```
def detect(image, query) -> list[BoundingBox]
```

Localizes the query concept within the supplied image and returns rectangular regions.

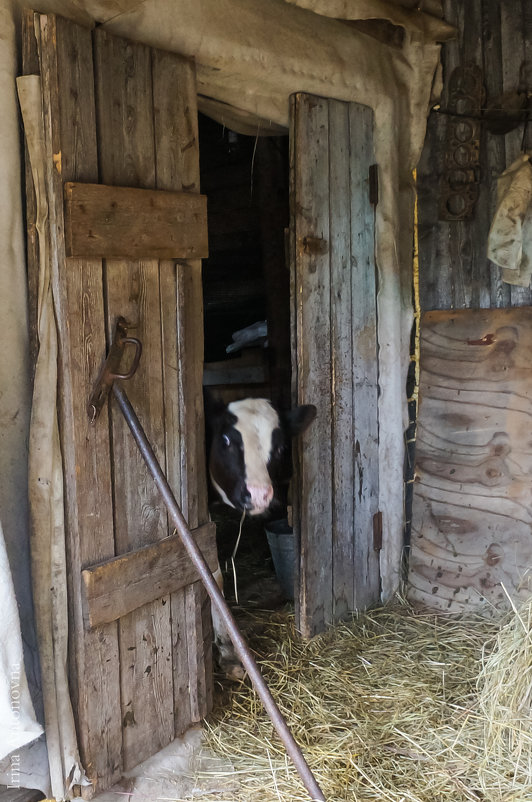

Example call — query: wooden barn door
[290,93,380,637]
[22,12,215,796]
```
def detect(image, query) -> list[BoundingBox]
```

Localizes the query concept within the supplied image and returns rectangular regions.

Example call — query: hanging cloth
[487,153,532,287]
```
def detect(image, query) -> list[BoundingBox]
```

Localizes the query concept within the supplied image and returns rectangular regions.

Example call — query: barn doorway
[199,96,382,638]
[199,115,293,613]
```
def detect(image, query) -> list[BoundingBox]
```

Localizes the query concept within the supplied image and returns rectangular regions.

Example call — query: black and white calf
[205,395,317,517]
[204,393,316,676]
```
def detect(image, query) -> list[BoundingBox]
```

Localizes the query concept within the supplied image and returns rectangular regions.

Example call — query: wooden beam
[203,348,268,386]
[64,181,208,259]
[82,522,217,629]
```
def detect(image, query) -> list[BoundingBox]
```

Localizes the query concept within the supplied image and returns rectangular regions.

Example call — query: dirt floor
[211,503,288,610]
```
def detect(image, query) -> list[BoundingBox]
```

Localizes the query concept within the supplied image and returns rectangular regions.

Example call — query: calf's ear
[284,404,317,436]
[203,387,226,428]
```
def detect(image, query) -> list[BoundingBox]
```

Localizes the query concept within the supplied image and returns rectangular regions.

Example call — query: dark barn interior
[199,115,292,409]
[199,116,294,610]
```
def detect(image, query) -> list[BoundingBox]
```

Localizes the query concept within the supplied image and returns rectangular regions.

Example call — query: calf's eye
[222,434,231,447]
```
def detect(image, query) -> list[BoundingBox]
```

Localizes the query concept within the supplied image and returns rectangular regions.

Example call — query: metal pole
[112,382,326,802]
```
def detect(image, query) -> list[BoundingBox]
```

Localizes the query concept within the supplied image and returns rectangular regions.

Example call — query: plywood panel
[408,308,532,612]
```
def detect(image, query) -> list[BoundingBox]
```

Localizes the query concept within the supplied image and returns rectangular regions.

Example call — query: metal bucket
[265,518,295,600]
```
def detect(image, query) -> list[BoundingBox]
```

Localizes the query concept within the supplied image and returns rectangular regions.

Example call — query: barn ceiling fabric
[1,0,447,796]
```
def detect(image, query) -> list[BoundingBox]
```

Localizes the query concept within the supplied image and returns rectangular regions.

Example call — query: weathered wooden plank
[289,98,301,603]
[93,27,174,770]
[349,103,380,610]
[481,0,510,309]
[524,0,532,153]
[22,10,40,378]
[419,0,532,314]
[36,14,122,795]
[203,349,268,386]
[292,93,333,638]
[328,99,354,619]
[82,522,217,628]
[408,308,532,613]
[290,93,379,635]
[64,182,208,259]
[175,260,211,712]
[152,48,213,726]
[457,0,490,310]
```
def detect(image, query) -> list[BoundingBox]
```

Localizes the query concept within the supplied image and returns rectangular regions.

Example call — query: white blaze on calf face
[228,398,279,515]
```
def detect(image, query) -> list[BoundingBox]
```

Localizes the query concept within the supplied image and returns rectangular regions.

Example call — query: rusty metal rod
[111,381,326,802]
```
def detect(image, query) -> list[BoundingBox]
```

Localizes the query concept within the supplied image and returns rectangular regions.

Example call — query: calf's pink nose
[247,484,274,512]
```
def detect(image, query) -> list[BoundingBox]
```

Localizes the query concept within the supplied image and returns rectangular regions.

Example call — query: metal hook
[87,317,143,422]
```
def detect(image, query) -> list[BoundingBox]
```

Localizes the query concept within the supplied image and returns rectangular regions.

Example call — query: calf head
[205,394,316,517]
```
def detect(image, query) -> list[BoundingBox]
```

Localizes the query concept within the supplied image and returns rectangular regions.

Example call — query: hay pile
[197,598,532,802]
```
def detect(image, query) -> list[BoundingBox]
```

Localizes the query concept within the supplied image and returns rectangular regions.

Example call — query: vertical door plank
[291,93,380,637]
[152,48,213,729]
[93,28,174,769]
[289,100,301,596]
[349,103,380,609]
[176,257,212,721]
[94,30,155,190]
[481,0,509,309]
[328,99,354,619]
[292,94,333,637]
[36,14,122,794]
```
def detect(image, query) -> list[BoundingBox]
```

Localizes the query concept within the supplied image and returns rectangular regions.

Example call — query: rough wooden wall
[418,0,532,311]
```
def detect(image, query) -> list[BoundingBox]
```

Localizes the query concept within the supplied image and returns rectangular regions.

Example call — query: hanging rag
[487,153,532,287]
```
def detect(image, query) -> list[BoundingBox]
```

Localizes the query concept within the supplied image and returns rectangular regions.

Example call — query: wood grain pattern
[408,308,532,612]
[329,100,354,619]
[82,522,217,628]
[93,27,174,769]
[292,93,333,637]
[152,47,213,729]
[35,14,123,796]
[349,104,380,611]
[64,182,208,259]
[22,10,40,379]
[290,93,380,637]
